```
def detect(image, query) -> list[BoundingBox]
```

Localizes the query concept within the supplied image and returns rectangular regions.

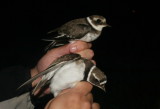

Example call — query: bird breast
[80,32,100,42]
[50,59,85,96]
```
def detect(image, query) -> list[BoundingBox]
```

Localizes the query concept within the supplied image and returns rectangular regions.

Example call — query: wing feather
[17,53,81,94]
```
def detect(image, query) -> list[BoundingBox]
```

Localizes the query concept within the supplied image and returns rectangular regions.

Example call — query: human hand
[30,41,94,94]
[44,82,100,109]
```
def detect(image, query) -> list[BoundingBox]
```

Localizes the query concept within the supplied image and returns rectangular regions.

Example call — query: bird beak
[106,24,111,27]
[103,23,111,27]
[107,24,111,27]
[100,85,106,92]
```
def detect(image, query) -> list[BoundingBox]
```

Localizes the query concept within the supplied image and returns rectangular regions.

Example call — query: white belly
[80,33,100,42]
[50,60,85,97]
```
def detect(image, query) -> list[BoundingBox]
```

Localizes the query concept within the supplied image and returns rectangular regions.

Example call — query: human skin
[45,82,100,109]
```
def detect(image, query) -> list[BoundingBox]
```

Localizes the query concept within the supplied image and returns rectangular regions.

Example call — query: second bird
[43,15,110,51]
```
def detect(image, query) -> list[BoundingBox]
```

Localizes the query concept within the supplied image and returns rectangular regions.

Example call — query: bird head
[87,66,107,92]
[87,15,110,31]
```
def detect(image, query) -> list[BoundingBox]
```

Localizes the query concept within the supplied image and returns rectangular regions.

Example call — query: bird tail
[42,29,70,51]
[42,39,69,51]
[43,39,57,51]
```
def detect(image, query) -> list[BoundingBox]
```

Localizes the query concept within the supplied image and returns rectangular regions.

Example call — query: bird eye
[96,19,102,23]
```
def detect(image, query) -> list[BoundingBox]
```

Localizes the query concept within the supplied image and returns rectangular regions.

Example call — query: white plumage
[50,59,85,96]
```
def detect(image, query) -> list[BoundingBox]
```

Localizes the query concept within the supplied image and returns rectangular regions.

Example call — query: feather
[17,54,81,93]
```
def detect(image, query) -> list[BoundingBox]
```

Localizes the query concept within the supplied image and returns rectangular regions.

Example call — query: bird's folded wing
[17,61,65,90]
[31,54,81,94]
[17,54,81,91]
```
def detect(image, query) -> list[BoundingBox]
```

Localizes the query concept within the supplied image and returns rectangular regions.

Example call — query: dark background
[1,0,160,109]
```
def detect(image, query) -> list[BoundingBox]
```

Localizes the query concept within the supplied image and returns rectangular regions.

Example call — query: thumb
[46,40,92,58]
[58,82,93,97]
[73,82,93,95]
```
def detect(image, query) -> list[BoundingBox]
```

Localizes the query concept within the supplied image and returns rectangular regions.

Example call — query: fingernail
[70,46,77,53]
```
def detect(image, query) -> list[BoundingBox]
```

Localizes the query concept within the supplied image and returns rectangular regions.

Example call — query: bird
[43,15,110,51]
[18,53,107,97]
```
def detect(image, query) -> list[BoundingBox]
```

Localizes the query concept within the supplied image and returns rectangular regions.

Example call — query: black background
[0,0,160,109]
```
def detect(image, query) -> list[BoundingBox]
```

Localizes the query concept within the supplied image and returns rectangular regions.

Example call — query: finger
[92,103,100,109]
[77,49,94,59]
[86,93,93,103]
[44,99,53,109]
[69,41,92,53]
[38,41,92,72]
[43,41,91,66]
[46,44,70,58]
[44,88,51,94]
[40,88,51,97]
[33,88,51,97]
[73,82,93,95]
